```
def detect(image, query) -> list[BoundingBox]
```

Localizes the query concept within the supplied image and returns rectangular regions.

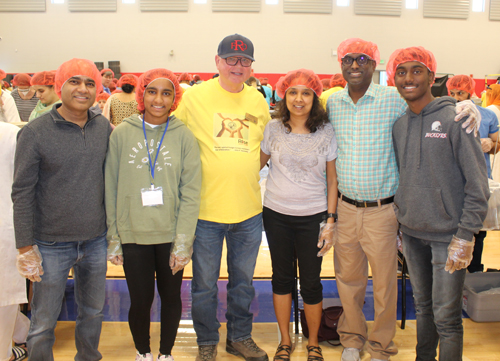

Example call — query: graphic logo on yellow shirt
[213,112,250,152]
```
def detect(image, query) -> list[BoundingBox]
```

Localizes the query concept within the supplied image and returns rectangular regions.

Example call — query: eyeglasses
[225,57,253,67]
[341,55,372,66]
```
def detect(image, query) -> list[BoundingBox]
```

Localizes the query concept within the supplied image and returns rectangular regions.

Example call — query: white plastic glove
[16,245,44,282]
[317,221,337,257]
[481,138,494,153]
[445,235,474,274]
[107,235,123,266]
[454,99,481,136]
[169,235,194,275]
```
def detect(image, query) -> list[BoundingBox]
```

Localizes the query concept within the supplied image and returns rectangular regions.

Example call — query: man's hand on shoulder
[454,100,481,136]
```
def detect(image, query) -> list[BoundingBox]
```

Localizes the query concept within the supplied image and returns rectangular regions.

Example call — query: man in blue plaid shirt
[326,38,480,361]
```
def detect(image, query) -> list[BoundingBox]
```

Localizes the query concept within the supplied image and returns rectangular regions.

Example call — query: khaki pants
[334,198,399,360]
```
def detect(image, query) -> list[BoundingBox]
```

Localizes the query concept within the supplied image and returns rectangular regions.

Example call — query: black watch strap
[324,213,338,221]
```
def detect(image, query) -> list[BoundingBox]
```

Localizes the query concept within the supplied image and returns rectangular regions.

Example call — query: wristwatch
[324,213,338,222]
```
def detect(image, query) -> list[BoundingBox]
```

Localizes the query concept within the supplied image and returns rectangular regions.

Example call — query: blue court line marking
[57,279,423,322]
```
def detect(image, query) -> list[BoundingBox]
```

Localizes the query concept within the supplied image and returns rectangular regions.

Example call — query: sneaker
[135,351,154,361]
[341,348,360,361]
[196,345,217,361]
[157,355,174,361]
[226,338,268,361]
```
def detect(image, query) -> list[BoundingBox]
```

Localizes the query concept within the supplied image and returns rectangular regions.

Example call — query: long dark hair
[274,93,329,133]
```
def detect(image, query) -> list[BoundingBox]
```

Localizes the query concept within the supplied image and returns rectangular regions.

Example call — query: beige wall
[0,0,499,77]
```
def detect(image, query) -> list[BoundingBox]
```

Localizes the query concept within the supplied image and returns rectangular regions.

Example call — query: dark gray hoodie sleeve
[393,130,400,171]
[451,120,490,241]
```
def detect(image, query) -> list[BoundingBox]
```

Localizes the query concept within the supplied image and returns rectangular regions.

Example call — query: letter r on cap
[231,40,247,51]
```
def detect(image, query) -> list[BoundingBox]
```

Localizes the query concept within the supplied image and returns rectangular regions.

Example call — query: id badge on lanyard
[141,185,164,207]
[141,118,169,207]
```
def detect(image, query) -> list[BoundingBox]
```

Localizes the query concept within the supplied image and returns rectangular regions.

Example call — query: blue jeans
[191,213,263,345]
[28,233,107,361]
[402,234,466,361]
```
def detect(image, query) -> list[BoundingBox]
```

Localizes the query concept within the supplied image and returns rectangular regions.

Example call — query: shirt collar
[341,82,378,104]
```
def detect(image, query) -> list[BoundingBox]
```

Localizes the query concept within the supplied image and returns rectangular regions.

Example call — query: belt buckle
[364,201,368,208]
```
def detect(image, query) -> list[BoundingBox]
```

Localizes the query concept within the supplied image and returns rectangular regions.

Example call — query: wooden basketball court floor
[53,319,500,360]
[50,232,500,360]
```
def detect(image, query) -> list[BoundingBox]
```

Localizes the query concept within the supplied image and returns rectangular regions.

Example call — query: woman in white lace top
[260,69,338,361]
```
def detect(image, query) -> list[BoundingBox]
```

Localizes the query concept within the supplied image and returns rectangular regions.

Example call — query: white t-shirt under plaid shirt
[327,82,407,201]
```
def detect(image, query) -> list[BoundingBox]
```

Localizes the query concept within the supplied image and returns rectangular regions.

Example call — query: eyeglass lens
[226,57,252,67]
[342,55,370,66]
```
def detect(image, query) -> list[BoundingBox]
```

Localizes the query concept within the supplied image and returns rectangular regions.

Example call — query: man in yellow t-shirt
[319,73,347,109]
[174,34,270,361]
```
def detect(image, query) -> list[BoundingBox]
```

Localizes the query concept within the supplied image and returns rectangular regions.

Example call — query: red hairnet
[193,75,201,82]
[12,73,32,87]
[0,69,6,80]
[386,46,437,85]
[276,69,323,99]
[135,68,183,114]
[31,71,56,86]
[486,84,500,107]
[2,81,9,88]
[101,68,114,78]
[337,38,380,66]
[330,73,347,88]
[55,58,103,98]
[96,92,110,102]
[178,72,192,83]
[321,79,331,89]
[117,74,138,88]
[446,75,476,97]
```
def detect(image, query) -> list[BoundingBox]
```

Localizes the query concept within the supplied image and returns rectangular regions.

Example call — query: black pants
[263,207,324,305]
[468,231,486,273]
[122,243,184,355]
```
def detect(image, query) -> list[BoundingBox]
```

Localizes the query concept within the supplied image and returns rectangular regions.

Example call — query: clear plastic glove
[169,234,194,275]
[445,235,474,274]
[317,221,337,257]
[397,229,403,253]
[16,245,44,282]
[108,255,123,265]
[454,99,481,136]
[481,138,494,153]
[107,235,123,266]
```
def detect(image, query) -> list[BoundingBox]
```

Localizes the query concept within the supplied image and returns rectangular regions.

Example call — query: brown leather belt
[338,191,394,208]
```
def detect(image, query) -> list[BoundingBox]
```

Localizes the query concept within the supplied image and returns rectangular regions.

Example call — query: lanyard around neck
[142,117,170,186]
